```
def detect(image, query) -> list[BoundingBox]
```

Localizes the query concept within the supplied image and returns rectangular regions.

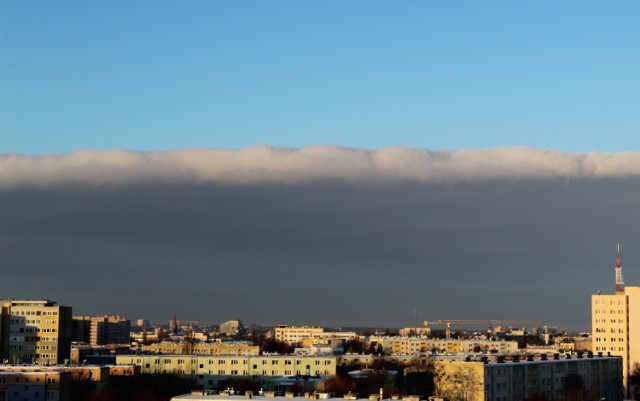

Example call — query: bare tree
[182,327,196,355]
[433,363,482,401]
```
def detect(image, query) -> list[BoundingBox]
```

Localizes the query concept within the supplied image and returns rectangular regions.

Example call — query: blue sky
[1,1,640,155]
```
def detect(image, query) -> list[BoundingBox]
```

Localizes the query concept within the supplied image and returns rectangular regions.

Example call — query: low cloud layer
[1,146,638,330]
[3,146,640,187]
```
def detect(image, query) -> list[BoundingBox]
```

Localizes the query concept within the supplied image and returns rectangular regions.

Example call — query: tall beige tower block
[1,299,72,365]
[592,286,640,393]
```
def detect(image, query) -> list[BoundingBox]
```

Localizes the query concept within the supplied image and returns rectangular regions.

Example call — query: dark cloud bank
[2,147,640,331]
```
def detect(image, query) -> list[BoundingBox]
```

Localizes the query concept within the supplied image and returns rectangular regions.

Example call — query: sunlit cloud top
[2,146,640,187]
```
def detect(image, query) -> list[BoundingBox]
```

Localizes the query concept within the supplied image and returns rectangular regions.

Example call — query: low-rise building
[0,366,72,401]
[379,337,519,355]
[143,342,259,356]
[116,354,337,389]
[433,354,622,401]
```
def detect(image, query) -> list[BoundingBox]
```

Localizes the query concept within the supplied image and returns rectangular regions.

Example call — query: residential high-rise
[90,315,131,345]
[592,245,640,394]
[0,299,72,365]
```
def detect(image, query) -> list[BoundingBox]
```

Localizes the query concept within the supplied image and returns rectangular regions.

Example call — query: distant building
[398,327,431,337]
[0,299,72,365]
[142,342,259,356]
[136,319,150,328]
[219,319,244,337]
[90,315,131,345]
[273,326,324,344]
[171,315,179,335]
[72,316,92,343]
[370,336,519,355]
[273,326,356,345]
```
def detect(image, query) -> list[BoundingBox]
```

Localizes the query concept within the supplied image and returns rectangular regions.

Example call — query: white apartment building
[273,326,324,344]
[273,326,357,345]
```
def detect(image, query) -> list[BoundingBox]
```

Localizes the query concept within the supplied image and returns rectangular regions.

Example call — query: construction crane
[423,319,544,340]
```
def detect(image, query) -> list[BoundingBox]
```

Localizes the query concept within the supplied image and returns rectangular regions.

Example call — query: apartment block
[273,326,325,344]
[434,354,622,401]
[592,286,640,390]
[0,300,72,365]
[0,366,71,401]
[273,326,357,345]
[371,336,519,355]
[142,342,260,356]
[116,354,336,389]
[90,315,131,345]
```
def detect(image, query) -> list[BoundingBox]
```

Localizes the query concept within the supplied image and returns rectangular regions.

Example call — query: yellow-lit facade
[434,356,622,401]
[142,343,260,356]
[116,354,336,377]
[592,286,640,391]
[1,300,72,365]
[385,337,518,355]
[0,368,71,401]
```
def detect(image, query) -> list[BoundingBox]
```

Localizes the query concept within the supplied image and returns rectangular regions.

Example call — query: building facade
[591,247,640,393]
[0,368,71,401]
[90,315,131,345]
[273,326,325,344]
[381,337,519,355]
[219,320,244,337]
[0,300,72,365]
[142,342,260,356]
[116,354,337,390]
[434,355,622,401]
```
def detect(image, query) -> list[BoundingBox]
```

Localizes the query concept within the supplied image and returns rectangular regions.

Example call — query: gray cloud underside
[2,146,639,330]
[2,146,640,187]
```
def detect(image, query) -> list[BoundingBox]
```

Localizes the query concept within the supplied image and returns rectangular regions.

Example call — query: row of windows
[594,299,624,305]
[202,369,331,376]
[593,309,625,314]
[594,319,625,324]
[594,337,625,342]
[158,359,331,366]
[594,346,624,352]
[594,328,625,333]
[10,310,58,316]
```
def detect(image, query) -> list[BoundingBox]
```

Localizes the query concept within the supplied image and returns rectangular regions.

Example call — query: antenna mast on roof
[616,244,625,294]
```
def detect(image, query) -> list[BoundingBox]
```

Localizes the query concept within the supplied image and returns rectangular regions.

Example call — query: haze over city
[2,2,640,332]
